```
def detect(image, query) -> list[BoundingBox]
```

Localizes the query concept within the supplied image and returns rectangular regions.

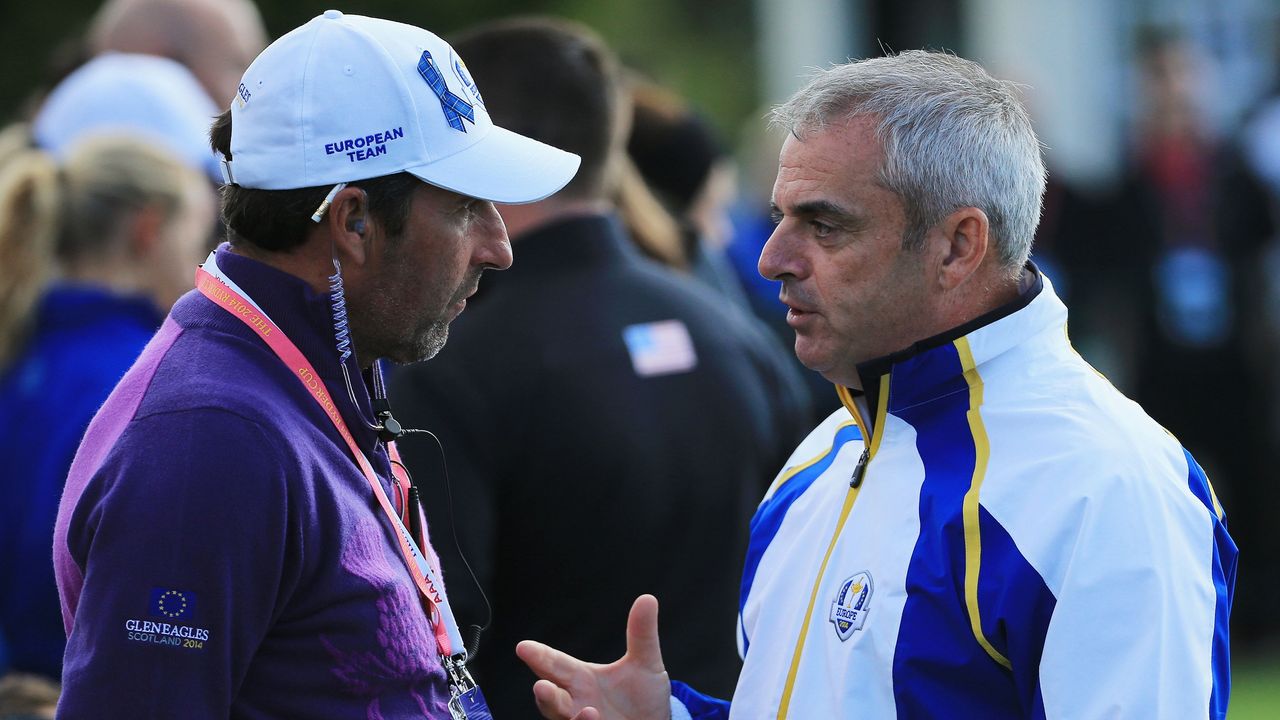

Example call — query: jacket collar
[838,263,1065,442]
[207,244,383,453]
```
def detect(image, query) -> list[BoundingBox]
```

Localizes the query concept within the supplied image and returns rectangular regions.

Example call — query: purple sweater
[53,247,452,718]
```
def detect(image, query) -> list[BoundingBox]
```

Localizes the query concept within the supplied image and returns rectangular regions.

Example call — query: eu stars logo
[149,588,196,621]
[830,571,873,641]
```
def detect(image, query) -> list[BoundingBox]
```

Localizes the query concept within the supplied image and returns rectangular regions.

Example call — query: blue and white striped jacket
[672,272,1236,719]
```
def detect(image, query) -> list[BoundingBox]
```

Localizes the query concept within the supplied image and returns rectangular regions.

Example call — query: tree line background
[4,0,762,141]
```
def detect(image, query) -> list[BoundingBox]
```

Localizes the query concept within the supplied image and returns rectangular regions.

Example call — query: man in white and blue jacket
[517,50,1237,720]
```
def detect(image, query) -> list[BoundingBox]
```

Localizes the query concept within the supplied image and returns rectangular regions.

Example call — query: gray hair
[770,50,1046,272]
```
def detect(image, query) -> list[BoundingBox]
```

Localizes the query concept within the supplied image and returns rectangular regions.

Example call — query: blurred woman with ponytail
[0,127,215,681]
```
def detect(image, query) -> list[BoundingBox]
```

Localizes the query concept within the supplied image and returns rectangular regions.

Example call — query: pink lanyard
[195,265,460,657]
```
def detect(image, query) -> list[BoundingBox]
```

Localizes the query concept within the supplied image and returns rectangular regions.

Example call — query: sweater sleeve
[57,408,293,719]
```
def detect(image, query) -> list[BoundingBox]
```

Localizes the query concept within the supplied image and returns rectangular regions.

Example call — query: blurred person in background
[0,132,215,680]
[11,0,266,126]
[86,0,267,106]
[390,16,811,717]
[613,153,689,272]
[0,44,226,681]
[1240,62,1280,651]
[1025,76,1138,390]
[1029,169,1137,385]
[1112,29,1277,646]
[32,52,222,182]
[626,77,749,311]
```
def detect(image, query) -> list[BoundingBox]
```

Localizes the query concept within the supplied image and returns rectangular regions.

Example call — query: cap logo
[453,58,485,109]
[417,51,475,133]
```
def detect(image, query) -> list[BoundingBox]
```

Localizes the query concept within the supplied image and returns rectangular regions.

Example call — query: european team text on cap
[324,127,406,162]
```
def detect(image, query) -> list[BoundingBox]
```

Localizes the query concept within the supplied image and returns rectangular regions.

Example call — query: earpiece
[352,219,366,235]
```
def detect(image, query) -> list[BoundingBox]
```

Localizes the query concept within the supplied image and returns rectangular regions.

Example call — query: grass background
[1230,652,1280,718]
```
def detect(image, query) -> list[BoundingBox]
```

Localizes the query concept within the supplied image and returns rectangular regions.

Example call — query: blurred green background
[1232,653,1280,719]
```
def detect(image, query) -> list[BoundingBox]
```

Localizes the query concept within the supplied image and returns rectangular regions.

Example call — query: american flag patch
[622,320,698,378]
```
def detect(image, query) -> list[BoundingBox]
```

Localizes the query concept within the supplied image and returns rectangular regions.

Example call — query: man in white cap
[52,10,578,719]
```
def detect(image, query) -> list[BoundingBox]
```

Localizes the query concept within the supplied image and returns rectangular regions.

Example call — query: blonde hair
[0,672,60,717]
[614,156,688,270]
[0,128,197,366]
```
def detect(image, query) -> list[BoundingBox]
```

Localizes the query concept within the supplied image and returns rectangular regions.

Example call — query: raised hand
[516,594,673,720]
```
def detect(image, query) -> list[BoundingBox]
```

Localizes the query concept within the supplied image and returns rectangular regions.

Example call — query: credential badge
[830,571,873,641]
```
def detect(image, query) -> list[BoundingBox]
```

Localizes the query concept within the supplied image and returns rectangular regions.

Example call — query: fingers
[624,594,665,672]
[518,639,590,687]
[532,679,580,720]
[531,679,602,720]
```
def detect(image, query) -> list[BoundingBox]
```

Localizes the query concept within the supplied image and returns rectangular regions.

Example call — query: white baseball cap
[221,9,580,203]
[33,53,221,180]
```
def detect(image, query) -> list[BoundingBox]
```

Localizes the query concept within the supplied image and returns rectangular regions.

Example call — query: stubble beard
[406,321,450,363]
[378,273,479,365]
[348,241,485,364]
[361,302,452,366]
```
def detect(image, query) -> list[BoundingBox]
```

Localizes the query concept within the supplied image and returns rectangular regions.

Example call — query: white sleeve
[670,694,693,720]
[1031,467,1227,718]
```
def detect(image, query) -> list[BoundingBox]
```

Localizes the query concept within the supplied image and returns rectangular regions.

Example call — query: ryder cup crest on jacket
[830,571,873,640]
[220,9,579,202]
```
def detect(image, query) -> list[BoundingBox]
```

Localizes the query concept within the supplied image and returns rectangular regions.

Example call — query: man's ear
[930,206,989,291]
[326,186,372,266]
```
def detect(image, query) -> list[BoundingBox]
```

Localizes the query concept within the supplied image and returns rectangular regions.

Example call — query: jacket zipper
[849,447,870,488]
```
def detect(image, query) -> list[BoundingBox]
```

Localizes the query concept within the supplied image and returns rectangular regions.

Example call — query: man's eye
[768,210,784,225]
[811,220,834,238]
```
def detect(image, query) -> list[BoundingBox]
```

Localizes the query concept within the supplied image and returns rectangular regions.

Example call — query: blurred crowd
[1,0,1278,714]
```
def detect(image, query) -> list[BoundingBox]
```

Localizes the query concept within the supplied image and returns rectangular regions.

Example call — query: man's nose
[759,224,801,281]
[477,203,513,271]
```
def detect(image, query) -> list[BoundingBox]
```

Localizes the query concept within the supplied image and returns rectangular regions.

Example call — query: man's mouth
[780,291,817,318]
[783,301,819,329]
[778,279,822,328]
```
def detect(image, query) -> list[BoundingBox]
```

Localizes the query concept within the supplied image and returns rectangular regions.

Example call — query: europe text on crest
[829,571,873,641]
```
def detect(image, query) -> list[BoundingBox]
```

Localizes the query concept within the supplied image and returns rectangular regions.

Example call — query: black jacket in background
[390,213,811,715]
